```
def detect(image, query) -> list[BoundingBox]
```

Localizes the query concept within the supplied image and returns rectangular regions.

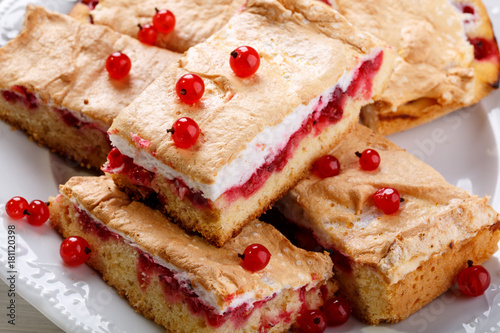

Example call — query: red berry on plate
[312,155,340,179]
[26,200,50,226]
[239,243,271,272]
[6,196,29,219]
[176,73,205,104]
[229,46,260,77]
[356,149,380,171]
[153,9,175,34]
[106,52,132,80]
[373,187,401,214]
[60,236,92,266]
[137,23,158,45]
[168,117,200,149]
[323,296,351,326]
[297,310,327,333]
[457,261,490,297]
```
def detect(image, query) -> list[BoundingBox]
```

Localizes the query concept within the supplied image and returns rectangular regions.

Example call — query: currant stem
[355,151,362,158]
[23,209,30,216]
[155,7,159,13]
[137,23,143,30]
[166,128,175,134]
[238,253,245,260]
[84,247,92,255]
[231,51,238,58]
[400,197,405,203]
[467,260,474,267]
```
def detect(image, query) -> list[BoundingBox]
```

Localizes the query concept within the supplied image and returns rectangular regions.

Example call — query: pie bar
[49,175,337,332]
[80,0,245,53]
[0,5,180,168]
[330,0,500,135]
[274,123,500,324]
[103,0,395,246]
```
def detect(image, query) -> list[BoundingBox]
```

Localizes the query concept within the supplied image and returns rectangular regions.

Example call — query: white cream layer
[67,195,319,314]
[110,50,382,202]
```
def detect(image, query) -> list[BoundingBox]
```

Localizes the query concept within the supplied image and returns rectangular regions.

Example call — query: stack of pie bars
[1,0,500,331]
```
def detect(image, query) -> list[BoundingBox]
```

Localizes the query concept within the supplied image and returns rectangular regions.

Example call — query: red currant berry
[229,46,260,77]
[373,187,401,214]
[137,23,158,45]
[457,261,490,297]
[107,147,124,169]
[356,149,380,171]
[26,200,50,226]
[323,296,351,326]
[87,0,99,10]
[168,117,200,149]
[176,73,205,104]
[5,196,29,219]
[106,52,131,80]
[152,9,175,34]
[312,155,340,179]
[239,244,271,272]
[297,310,327,333]
[60,236,92,266]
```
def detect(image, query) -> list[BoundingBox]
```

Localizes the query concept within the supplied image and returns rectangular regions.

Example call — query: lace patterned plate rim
[0,0,499,332]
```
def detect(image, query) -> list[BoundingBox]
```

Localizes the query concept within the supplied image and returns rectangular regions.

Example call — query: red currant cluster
[298,296,351,332]
[137,9,176,46]
[6,196,49,226]
[168,46,261,149]
[6,196,91,266]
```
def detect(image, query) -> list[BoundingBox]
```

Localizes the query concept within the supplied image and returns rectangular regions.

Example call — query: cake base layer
[49,193,338,332]
[337,222,500,324]
[0,91,109,169]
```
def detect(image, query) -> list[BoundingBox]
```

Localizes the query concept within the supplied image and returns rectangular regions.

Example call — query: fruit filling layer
[1,85,109,134]
[107,51,384,205]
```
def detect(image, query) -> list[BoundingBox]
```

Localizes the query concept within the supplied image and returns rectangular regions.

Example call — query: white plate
[0,1,499,332]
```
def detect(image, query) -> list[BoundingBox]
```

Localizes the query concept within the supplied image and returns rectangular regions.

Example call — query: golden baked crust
[110,0,393,186]
[0,5,180,126]
[332,0,500,135]
[58,175,333,310]
[276,123,500,323]
[91,0,245,53]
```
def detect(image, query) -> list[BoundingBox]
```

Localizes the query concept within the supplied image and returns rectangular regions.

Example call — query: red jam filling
[468,37,500,62]
[75,205,121,241]
[224,52,383,202]
[135,247,276,329]
[105,53,383,207]
[104,148,211,209]
[1,86,38,109]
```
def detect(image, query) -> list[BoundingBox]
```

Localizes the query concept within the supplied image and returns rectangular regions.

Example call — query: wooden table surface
[0,279,65,333]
